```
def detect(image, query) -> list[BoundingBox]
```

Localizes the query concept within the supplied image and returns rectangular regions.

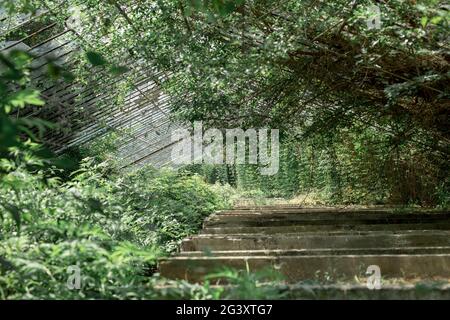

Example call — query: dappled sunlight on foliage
[0,0,448,300]
[0,159,231,299]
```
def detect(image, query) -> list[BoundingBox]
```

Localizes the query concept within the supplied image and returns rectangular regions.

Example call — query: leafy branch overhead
[4,0,448,153]
[0,0,449,301]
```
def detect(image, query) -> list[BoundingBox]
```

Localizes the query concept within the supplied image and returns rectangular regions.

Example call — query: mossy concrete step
[154,282,450,300]
[181,231,450,251]
[178,247,450,257]
[204,212,450,228]
[159,207,450,287]
[209,211,450,220]
[159,254,450,283]
[217,207,446,215]
[231,205,388,210]
[232,205,336,211]
[201,223,450,234]
[281,283,450,299]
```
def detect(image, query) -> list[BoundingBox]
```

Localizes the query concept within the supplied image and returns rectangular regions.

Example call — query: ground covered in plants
[0,151,237,299]
[1,0,449,300]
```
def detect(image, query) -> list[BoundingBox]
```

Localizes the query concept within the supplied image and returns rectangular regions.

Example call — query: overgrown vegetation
[0,152,235,299]
[187,124,449,206]
[2,0,448,205]
[0,0,449,300]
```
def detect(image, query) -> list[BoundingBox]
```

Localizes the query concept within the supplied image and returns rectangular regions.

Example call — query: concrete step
[201,223,450,234]
[178,247,450,257]
[204,212,450,228]
[181,232,450,251]
[281,283,450,299]
[155,282,450,300]
[158,207,450,288]
[209,211,450,221]
[159,254,450,283]
[217,207,447,215]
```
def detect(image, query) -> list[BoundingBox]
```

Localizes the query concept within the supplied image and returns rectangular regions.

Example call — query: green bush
[0,159,229,299]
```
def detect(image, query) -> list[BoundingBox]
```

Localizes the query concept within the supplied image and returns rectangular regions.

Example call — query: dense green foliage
[0,50,55,170]
[0,156,232,299]
[0,0,449,300]
[185,123,449,206]
[191,124,449,206]
[3,0,449,205]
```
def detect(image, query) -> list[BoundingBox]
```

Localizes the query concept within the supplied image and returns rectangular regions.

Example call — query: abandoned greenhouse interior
[0,0,449,301]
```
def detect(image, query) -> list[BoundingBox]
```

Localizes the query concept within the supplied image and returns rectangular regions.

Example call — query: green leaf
[1,203,21,230]
[0,256,14,271]
[87,198,104,213]
[421,16,428,27]
[0,117,19,149]
[86,51,107,66]
[8,89,45,109]
[109,65,129,76]
[430,16,443,25]
[0,159,16,171]
[62,70,76,82]
[47,62,61,78]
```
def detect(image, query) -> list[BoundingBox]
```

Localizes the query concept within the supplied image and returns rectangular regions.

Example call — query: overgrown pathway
[159,206,450,298]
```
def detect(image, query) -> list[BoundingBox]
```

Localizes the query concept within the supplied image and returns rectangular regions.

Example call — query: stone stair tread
[204,215,450,228]
[154,281,450,299]
[159,254,450,282]
[195,229,450,238]
[216,208,447,215]
[158,207,450,285]
[181,231,450,251]
[201,223,450,234]
[177,247,450,257]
